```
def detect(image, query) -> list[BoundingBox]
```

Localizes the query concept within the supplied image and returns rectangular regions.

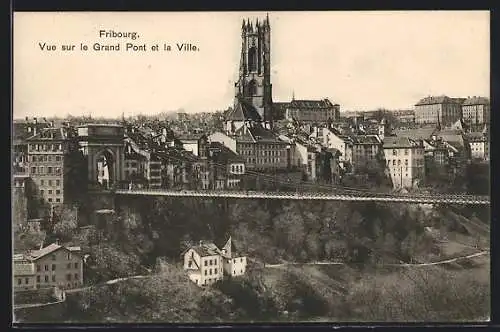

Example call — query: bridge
[114,189,490,205]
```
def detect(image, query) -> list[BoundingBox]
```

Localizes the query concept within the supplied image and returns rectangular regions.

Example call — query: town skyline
[14,11,489,119]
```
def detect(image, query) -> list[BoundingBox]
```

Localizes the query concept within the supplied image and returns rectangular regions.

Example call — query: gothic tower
[234,15,273,128]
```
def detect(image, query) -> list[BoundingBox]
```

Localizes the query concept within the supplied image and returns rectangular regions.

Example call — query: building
[210,122,291,172]
[178,134,208,157]
[226,16,273,133]
[13,118,53,175]
[13,243,83,291]
[383,136,425,189]
[123,137,162,188]
[322,127,352,169]
[392,109,415,124]
[350,135,383,172]
[182,237,247,287]
[414,96,465,126]
[466,132,489,161]
[207,142,246,189]
[26,127,75,205]
[280,98,340,124]
[461,96,490,126]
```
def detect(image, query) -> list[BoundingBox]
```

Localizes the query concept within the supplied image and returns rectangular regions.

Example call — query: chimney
[34,117,38,124]
[25,116,28,122]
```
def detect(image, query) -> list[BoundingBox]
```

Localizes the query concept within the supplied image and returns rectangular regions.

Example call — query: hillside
[14,198,490,322]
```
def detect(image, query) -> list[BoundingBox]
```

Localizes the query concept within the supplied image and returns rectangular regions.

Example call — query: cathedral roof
[226,97,262,122]
[289,99,334,109]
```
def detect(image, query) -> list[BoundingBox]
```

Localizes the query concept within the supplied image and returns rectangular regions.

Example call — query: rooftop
[383,136,422,149]
[462,96,489,106]
[415,95,465,106]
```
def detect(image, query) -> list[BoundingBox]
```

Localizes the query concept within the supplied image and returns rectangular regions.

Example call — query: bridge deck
[114,189,490,205]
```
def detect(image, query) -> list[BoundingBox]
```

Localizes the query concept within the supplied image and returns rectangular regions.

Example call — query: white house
[182,236,247,287]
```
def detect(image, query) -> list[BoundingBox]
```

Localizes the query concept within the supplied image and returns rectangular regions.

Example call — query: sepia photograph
[12,11,490,323]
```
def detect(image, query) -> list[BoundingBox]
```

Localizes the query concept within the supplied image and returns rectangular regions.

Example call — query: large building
[13,118,53,175]
[210,123,291,172]
[414,96,465,126]
[383,136,425,189]
[26,127,75,205]
[461,96,490,126]
[278,98,340,124]
[13,242,84,291]
[226,16,273,133]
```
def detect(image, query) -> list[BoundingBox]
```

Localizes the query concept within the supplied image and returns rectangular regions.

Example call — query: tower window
[248,80,257,96]
[248,46,257,72]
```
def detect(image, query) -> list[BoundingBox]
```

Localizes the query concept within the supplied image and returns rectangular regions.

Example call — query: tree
[52,206,78,242]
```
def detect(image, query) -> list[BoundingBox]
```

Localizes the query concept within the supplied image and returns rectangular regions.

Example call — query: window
[40,180,45,186]
[31,167,36,174]
[56,198,61,203]
[36,276,40,283]
[66,274,72,281]
[45,275,49,282]
[52,264,56,271]
[188,261,192,268]
[52,275,56,282]
[25,278,29,284]
[36,265,40,272]
[74,273,78,280]
[56,180,60,186]
[209,269,212,275]
[209,259,212,265]
[18,279,22,285]
[67,263,71,269]
[44,265,48,271]
[204,270,207,276]
[48,167,53,174]
[67,253,71,260]
[48,190,53,194]
[248,47,257,72]
[214,269,217,275]
[48,198,53,202]
[204,260,208,266]
[241,258,243,263]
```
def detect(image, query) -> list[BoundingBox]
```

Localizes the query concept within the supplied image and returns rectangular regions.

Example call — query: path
[264,251,489,269]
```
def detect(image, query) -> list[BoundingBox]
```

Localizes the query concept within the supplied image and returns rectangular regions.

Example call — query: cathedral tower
[234,15,273,128]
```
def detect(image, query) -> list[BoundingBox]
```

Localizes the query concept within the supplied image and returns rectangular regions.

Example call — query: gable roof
[226,97,262,121]
[383,136,422,149]
[289,99,334,109]
[190,242,221,257]
[27,243,81,261]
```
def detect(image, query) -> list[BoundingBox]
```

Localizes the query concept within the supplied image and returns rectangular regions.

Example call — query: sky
[13,11,489,119]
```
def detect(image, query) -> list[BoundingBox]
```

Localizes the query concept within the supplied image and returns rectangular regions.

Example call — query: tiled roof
[466,132,488,142]
[289,98,334,109]
[394,128,436,140]
[191,242,221,257]
[415,95,465,106]
[209,142,244,163]
[248,125,281,143]
[383,136,421,149]
[226,97,262,121]
[462,96,489,106]
[178,134,206,141]
[351,135,381,145]
[25,127,68,141]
